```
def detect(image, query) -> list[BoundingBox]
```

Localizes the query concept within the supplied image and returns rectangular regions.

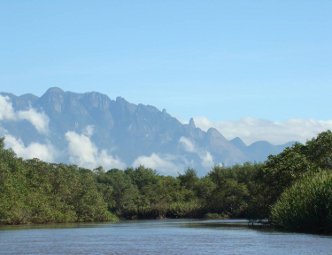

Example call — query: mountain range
[0,87,293,175]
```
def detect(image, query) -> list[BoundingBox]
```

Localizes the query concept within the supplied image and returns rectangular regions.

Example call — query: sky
[1,0,332,144]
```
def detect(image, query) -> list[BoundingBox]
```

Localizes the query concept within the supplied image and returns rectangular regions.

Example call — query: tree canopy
[1,131,332,234]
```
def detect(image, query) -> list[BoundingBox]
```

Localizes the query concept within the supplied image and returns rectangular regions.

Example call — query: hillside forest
[1,131,332,234]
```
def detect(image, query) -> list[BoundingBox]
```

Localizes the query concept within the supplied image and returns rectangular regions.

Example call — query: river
[0,219,331,255]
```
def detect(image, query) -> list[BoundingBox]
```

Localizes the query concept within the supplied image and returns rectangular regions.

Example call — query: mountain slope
[0,87,292,175]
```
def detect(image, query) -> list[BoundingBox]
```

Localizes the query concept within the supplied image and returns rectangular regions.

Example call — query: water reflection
[0,219,331,255]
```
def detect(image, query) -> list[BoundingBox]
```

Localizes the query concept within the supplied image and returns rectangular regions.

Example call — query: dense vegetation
[0,131,332,234]
[271,170,332,233]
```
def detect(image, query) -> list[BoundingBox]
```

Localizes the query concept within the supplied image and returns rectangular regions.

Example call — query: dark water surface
[0,219,331,255]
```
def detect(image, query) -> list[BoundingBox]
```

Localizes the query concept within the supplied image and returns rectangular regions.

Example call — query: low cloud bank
[0,95,49,134]
[65,126,126,170]
[0,96,16,120]
[4,134,55,162]
[194,116,332,145]
[179,136,215,169]
[133,153,180,176]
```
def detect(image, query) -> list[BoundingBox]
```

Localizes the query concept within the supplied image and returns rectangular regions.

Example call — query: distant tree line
[0,131,332,234]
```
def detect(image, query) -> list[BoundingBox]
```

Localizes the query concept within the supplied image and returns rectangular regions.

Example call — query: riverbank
[1,131,332,234]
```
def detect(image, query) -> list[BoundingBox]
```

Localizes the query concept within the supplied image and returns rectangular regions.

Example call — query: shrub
[271,170,332,234]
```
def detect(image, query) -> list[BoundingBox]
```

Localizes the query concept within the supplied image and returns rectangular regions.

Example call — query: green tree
[178,168,199,190]
[101,169,140,217]
[305,130,332,169]
[207,178,249,217]
[258,145,314,217]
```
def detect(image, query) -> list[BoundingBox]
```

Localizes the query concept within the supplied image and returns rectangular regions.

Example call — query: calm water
[0,219,331,255]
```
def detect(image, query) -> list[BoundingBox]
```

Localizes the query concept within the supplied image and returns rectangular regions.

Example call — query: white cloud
[65,131,96,165]
[83,125,95,137]
[179,136,195,152]
[0,95,49,134]
[201,151,214,169]
[194,116,332,145]
[179,136,215,168]
[0,96,16,120]
[4,134,55,162]
[17,108,49,134]
[132,153,179,176]
[65,129,125,170]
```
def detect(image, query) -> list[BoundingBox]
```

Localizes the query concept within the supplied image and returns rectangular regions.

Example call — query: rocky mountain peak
[189,118,196,128]
[45,87,65,95]
[230,137,247,149]
[0,87,292,175]
[40,87,66,113]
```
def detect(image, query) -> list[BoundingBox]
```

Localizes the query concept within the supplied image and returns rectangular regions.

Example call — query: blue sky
[0,0,331,123]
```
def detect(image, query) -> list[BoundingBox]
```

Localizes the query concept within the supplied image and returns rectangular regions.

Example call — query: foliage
[271,170,332,233]
[1,130,332,234]
[0,141,116,224]
[254,145,314,217]
[305,130,332,169]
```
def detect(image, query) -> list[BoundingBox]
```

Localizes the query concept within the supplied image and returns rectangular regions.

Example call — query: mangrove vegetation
[0,131,332,234]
